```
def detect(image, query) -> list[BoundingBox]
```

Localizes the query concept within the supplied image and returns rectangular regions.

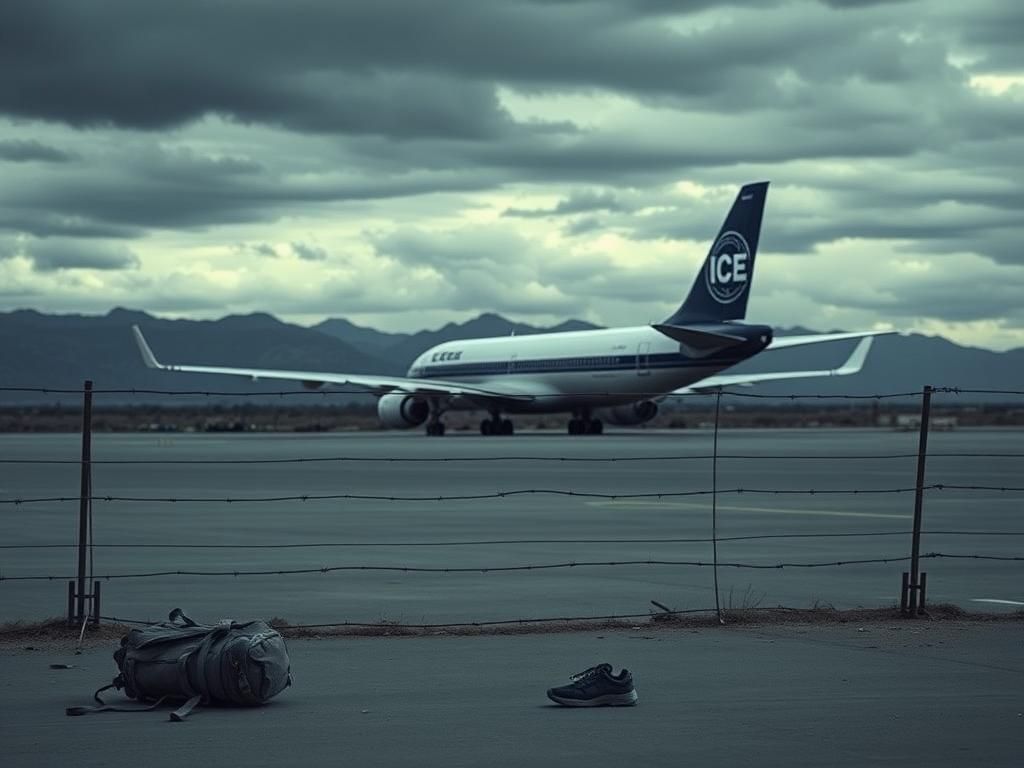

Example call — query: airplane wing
[672,335,877,394]
[767,330,893,351]
[131,325,534,401]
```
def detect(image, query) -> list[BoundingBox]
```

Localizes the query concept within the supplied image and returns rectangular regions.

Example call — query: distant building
[891,414,957,431]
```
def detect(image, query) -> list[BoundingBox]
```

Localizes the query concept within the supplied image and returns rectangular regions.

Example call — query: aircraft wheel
[567,419,582,435]
[500,419,514,435]
[427,422,446,436]
[587,419,604,435]
[480,419,493,436]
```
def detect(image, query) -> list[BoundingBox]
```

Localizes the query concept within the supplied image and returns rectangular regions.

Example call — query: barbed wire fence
[0,382,1021,631]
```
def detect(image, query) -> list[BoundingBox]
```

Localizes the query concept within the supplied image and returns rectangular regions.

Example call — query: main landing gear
[425,397,447,436]
[567,409,603,435]
[480,413,514,436]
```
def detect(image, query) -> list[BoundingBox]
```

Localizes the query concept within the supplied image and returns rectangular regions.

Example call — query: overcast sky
[1,0,1022,349]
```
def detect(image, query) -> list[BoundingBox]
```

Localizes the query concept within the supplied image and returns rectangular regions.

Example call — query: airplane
[132,181,891,436]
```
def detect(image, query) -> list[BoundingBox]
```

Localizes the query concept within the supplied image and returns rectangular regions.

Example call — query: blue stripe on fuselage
[409,352,744,380]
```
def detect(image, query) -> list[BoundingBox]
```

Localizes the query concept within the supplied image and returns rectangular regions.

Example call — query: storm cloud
[0,139,72,163]
[0,0,1021,348]
[20,238,140,272]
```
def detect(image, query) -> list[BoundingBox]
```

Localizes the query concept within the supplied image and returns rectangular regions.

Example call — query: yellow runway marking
[586,499,909,519]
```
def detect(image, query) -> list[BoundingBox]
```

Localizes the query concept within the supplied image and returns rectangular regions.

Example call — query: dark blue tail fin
[664,181,769,324]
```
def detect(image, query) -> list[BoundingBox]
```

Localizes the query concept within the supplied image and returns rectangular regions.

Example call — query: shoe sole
[546,690,638,707]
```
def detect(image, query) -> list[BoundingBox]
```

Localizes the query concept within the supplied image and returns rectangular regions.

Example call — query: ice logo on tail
[705,230,751,304]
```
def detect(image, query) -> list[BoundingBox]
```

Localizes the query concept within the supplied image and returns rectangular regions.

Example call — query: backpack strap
[162,622,234,720]
[168,608,199,627]
[66,684,174,716]
[168,694,204,722]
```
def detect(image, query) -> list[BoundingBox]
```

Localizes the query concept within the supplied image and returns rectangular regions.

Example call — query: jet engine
[377,393,430,429]
[600,400,658,426]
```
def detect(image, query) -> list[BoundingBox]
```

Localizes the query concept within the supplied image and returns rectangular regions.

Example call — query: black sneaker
[546,663,638,707]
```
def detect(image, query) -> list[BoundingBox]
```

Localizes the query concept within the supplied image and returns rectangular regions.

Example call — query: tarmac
[2,621,1022,767]
[2,429,1022,624]
[3,428,1021,765]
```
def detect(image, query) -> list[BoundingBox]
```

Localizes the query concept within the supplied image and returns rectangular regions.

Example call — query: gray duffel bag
[67,608,292,720]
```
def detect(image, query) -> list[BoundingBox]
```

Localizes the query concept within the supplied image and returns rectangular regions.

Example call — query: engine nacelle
[601,400,658,426]
[377,393,430,429]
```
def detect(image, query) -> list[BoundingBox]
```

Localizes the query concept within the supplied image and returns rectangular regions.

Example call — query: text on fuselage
[431,350,463,362]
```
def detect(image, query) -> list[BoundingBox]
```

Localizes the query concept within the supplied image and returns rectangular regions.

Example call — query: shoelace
[569,665,605,683]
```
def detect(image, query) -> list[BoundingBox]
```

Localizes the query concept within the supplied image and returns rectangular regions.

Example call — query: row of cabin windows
[513,356,625,369]
[412,356,637,376]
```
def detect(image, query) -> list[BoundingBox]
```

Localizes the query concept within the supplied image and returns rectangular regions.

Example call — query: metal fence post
[907,385,932,615]
[91,580,101,625]
[75,380,93,625]
[712,391,723,624]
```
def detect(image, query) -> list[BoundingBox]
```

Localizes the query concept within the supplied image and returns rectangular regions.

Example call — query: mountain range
[1,308,1021,405]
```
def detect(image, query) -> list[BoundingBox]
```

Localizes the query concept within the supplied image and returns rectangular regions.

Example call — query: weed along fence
[0,382,1022,632]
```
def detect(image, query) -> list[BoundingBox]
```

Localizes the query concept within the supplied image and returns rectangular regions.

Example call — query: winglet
[834,336,872,376]
[132,325,164,369]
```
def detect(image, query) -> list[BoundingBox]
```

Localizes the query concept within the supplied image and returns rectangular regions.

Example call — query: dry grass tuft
[0,617,130,649]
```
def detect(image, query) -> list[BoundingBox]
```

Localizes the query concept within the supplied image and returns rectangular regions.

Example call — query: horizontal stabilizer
[651,324,748,348]
[652,323,749,358]
[768,330,894,351]
[671,336,877,394]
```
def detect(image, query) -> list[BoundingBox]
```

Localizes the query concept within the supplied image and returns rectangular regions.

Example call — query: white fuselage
[407,325,753,413]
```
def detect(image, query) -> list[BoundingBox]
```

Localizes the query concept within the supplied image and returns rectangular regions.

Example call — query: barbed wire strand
[7,385,1021,399]
[3,451,1023,466]
[4,552,1021,583]
[2,484,1021,507]
[5,530,1024,551]
[0,386,918,398]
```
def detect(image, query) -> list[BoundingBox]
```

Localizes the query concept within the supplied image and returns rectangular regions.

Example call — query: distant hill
[724,330,1024,401]
[312,318,409,355]
[313,313,600,370]
[382,313,601,370]
[0,308,395,404]
[1,309,1021,405]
